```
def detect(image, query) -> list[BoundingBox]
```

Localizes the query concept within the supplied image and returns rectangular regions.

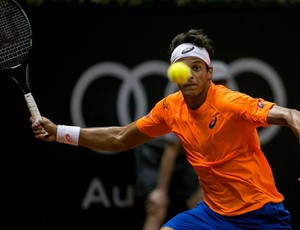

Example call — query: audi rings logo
[70,58,287,155]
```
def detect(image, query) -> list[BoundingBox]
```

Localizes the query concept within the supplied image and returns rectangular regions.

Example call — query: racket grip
[24,92,42,123]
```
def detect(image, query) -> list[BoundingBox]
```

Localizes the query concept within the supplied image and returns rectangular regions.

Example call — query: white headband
[170,43,211,66]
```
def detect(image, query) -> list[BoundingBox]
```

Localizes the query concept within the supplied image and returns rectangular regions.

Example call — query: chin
[182,89,198,97]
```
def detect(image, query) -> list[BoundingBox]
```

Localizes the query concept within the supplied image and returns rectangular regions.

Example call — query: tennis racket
[0,0,43,125]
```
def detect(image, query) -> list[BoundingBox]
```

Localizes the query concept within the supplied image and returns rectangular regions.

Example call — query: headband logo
[181,46,194,54]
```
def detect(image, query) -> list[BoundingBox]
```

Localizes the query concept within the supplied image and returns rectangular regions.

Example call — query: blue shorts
[162,201,292,230]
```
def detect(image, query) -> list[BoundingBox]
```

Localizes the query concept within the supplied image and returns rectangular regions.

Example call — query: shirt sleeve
[214,88,276,129]
[136,98,172,138]
[238,94,275,127]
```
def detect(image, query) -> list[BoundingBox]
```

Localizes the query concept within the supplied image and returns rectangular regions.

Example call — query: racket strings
[0,0,31,69]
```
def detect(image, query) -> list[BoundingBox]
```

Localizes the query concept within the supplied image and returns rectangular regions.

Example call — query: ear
[207,66,213,80]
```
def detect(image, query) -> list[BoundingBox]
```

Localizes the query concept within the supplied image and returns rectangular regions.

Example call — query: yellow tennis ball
[167,62,190,84]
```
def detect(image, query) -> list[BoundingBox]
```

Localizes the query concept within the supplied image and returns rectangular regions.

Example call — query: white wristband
[56,125,80,146]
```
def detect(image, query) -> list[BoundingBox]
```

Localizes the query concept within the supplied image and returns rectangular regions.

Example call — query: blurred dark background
[1,0,300,229]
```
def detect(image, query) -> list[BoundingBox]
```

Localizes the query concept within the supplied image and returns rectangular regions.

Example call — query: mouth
[183,83,196,88]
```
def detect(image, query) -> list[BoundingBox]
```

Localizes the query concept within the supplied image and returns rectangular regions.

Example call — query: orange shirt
[136,82,284,216]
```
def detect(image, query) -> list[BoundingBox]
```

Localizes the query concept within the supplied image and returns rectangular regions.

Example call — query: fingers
[30,116,42,125]
[31,117,48,137]
[32,124,45,135]
[33,127,53,142]
[34,120,40,126]
[30,116,48,131]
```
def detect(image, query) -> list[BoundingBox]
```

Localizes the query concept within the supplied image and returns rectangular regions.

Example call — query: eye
[191,65,201,72]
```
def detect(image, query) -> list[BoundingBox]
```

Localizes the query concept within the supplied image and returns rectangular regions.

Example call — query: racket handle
[24,92,42,123]
[24,93,48,136]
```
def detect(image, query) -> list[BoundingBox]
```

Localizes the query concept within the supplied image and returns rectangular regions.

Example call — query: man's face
[177,57,212,98]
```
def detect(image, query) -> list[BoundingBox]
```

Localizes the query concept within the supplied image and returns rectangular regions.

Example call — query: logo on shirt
[209,116,217,128]
[162,99,168,109]
[258,100,264,109]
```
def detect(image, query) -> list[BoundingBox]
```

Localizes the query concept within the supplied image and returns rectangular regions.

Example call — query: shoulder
[210,84,275,123]
[162,91,184,108]
[208,83,263,118]
[210,84,246,108]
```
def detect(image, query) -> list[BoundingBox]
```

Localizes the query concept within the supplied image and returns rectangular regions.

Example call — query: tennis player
[31,29,296,229]
[136,60,232,230]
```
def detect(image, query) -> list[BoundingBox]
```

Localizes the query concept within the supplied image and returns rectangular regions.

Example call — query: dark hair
[168,29,215,59]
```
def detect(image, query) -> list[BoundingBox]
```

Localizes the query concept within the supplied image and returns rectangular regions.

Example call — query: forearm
[286,109,300,139]
[268,105,300,139]
[79,126,127,151]
[79,122,151,151]
[155,142,180,192]
[33,118,152,152]
[146,142,180,213]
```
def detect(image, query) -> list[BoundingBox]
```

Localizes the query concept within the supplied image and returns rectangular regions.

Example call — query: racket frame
[0,0,42,123]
